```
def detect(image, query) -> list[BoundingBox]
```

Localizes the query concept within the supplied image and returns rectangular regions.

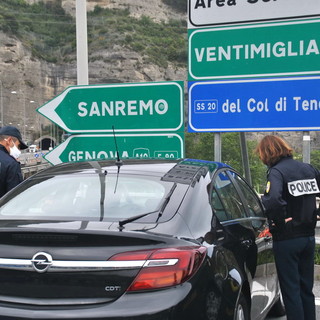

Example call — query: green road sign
[37,81,184,133]
[189,19,320,80]
[45,133,185,165]
[188,0,320,28]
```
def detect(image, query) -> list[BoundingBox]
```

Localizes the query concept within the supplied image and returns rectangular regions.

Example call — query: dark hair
[0,135,9,142]
[256,135,293,167]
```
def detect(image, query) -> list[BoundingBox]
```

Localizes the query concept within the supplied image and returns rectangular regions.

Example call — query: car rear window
[0,174,174,221]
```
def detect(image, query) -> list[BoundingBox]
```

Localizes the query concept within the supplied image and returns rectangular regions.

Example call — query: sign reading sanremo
[37,81,184,133]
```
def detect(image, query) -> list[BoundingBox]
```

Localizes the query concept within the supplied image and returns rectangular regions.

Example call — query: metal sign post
[76,0,89,85]
[303,132,311,164]
[214,133,221,162]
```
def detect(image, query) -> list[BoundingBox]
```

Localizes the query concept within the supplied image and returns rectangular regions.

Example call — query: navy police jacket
[0,145,23,198]
[262,156,320,241]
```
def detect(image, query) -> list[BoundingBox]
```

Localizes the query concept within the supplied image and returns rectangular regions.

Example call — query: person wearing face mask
[0,126,28,197]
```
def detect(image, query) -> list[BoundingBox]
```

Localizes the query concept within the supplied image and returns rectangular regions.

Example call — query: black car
[0,159,285,319]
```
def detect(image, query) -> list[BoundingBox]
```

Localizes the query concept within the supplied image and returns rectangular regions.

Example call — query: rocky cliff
[61,0,185,22]
[1,0,319,151]
[0,0,186,143]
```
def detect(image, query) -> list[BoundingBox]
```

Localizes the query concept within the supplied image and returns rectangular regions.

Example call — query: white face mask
[9,144,21,159]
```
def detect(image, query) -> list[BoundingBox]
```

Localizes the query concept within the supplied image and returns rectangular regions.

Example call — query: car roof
[33,159,229,184]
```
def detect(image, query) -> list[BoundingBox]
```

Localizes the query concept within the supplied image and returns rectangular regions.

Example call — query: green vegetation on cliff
[0,0,76,62]
[0,0,187,67]
[88,7,187,68]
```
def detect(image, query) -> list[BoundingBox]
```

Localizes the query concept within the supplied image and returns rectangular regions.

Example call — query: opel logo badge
[31,252,53,273]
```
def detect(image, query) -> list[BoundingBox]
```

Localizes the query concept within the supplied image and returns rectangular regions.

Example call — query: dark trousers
[273,236,316,320]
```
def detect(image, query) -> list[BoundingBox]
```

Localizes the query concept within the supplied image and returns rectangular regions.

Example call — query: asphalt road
[266,279,320,319]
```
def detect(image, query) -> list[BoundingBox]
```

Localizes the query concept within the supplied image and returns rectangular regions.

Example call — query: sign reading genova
[188,0,320,28]
[44,133,184,165]
[188,19,320,80]
[37,81,184,133]
[188,76,320,132]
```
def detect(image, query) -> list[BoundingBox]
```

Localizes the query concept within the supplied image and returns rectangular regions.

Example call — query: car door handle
[216,229,225,241]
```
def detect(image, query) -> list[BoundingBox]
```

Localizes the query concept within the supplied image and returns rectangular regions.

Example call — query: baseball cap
[0,126,28,150]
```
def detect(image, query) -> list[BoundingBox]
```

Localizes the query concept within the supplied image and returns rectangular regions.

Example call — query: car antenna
[112,126,123,194]
[112,125,123,166]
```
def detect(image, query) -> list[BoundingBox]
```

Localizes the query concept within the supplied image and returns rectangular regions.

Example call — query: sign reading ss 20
[37,82,184,133]
[188,76,320,132]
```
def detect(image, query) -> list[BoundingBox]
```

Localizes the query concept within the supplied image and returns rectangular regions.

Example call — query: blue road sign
[188,77,320,132]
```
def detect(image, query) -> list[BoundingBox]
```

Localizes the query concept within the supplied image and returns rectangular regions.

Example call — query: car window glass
[0,174,174,221]
[232,173,264,218]
[213,171,244,221]
[211,188,229,222]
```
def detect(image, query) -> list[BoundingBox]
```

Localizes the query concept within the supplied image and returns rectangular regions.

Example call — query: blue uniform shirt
[262,156,320,241]
[0,145,23,197]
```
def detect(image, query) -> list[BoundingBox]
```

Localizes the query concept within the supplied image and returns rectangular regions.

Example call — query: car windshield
[0,173,174,221]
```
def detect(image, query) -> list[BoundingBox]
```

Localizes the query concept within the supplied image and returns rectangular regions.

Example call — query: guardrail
[20,151,51,179]
[21,163,51,179]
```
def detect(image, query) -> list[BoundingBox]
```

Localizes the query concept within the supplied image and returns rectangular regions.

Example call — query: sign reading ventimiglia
[188,19,320,80]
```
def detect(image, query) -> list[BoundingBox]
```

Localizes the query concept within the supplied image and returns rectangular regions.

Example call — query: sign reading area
[188,76,320,132]
[188,0,320,28]
[188,19,320,80]
[45,133,184,165]
[37,82,184,133]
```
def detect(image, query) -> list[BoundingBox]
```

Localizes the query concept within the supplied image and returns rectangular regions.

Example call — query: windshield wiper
[118,183,177,231]
[118,210,158,231]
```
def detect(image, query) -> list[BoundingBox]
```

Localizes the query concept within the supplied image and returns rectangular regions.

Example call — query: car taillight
[109,246,207,291]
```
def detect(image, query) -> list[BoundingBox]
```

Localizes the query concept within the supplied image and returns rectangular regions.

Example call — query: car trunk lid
[0,230,166,305]
[0,229,205,307]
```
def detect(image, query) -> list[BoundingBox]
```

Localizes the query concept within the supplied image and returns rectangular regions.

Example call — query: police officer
[0,126,28,197]
[256,135,320,320]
